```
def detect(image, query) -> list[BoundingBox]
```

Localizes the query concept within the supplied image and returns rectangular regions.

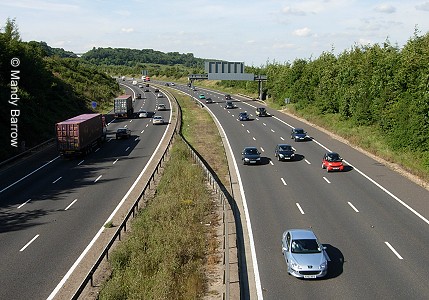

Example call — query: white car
[138,110,148,118]
[157,93,163,98]
[157,104,167,111]
[152,115,164,125]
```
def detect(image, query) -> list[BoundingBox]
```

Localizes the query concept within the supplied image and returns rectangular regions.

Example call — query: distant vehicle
[170,82,175,86]
[144,88,149,92]
[144,76,150,82]
[56,113,106,157]
[138,84,143,88]
[145,83,149,87]
[199,94,206,99]
[132,80,137,85]
[157,93,163,98]
[322,152,344,172]
[274,144,295,161]
[192,87,198,91]
[225,101,235,109]
[281,229,328,279]
[154,88,159,93]
[136,93,142,99]
[116,128,131,139]
[205,97,213,104]
[137,110,148,118]
[114,95,134,118]
[152,115,164,125]
[239,112,250,121]
[121,76,125,81]
[187,83,192,87]
[157,103,167,111]
[256,107,268,117]
[291,128,308,141]
[225,94,232,100]
[241,146,261,165]
[165,83,170,86]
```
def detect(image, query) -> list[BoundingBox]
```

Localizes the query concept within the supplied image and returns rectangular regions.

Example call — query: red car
[322,152,344,172]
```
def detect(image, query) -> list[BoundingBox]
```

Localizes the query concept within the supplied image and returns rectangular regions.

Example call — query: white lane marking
[146,124,149,127]
[134,137,139,141]
[125,146,130,152]
[241,124,244,127]
[348,202,360,212]
[107,138,112,142]
[246,129,250,133]
[95,148,100,152]
[255,117,259,121]
[0,156,60,194]
[305,159,311,164]
[260,147,265,152]
[252,137,256,141]
[124,124,127,128]
[296,203,305,214]
[281,178,287,186]
[94,175,102,183]
[17,198,31,209]
[269,161,274,165]
[113,159,118,165]
[385,242,403,260]
[52,177,62,184]
[47,105,173,300]
[77,160,84,166]
[271,129,275,133]
[20,234,39,252]
[65,199,78,211]
[141,130,145,133]
[129,120,132,122]
[280,137,284,141]
[323,177,331,183]
[262,123,266,126]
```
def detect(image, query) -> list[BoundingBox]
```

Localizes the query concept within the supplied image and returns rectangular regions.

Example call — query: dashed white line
[241,124,244,127]
[94,175,102,183]
[129,120,132,122]
[271,129,275,133]
[262,123,266,126]
[348,202,360,212]
[141,130,145,133]
[52,177,62,184]
[95,148,100,152]
[113,159,118,164]
[77,160,84,166]
[385,242,403,259]
[296,203,305,214]
[17,198,31,209]
[20,234,39,252]
[124,124,127,128]
[269,161,274,165]
[247,129,250,133]
[107,138,112,142]
[252,137,256,141]
[134,137,139,141]
[323,177,331,183]
[260,147,265,152]
[146,124,149,127]
[281,178,287,186]
[125,146,130,152]
[65,199,78,211]
[304,159,311,165]
[280,137,284,141]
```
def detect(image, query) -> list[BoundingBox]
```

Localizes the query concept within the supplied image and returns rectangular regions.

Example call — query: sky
[1,0,429,66]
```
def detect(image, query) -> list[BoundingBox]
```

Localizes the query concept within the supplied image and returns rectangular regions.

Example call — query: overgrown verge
[98,140,217,299]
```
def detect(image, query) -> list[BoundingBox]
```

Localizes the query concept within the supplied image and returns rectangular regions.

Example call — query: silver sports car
[281,229,329,278]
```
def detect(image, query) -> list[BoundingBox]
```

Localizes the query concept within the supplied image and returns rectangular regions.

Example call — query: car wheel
[277,155,280,161]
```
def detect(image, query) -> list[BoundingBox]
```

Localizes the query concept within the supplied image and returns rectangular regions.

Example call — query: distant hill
[81,47,206,68]
[28,41,78,58]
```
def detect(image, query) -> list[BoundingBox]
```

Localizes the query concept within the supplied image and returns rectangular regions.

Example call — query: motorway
[0,81,172,299]
[168,83,429,299]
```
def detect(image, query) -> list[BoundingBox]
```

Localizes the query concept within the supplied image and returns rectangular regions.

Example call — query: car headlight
[244,158,249,161]
[290,261,301,270]
[320,262,327,269]
[279,154,284,158]
[256,157,261,160]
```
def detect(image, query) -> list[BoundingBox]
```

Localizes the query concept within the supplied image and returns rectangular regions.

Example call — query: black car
[256,107,268,117]
[225,94,232,100]
[205,97,213,104]
[241,147,261,165]
[116,128,131,139]
[291,128,308,141]
[239,112,250,121]
[225,101,235,109]
[275,144,295,161]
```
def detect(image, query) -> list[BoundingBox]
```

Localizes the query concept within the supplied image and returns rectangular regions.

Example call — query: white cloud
[293,27,312,37]
[374,4,396,13]
[121,28,134,33]
[282,6,307,16]
[415,2,429,11]
[1,0,79,12]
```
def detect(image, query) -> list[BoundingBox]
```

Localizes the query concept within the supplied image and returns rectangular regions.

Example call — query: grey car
[241,147,261,165]
[291,128,308,141]
[275,144,295,161]
[281,229,328,279]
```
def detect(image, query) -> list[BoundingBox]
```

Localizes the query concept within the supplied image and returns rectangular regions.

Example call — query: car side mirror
[282,246,288,252]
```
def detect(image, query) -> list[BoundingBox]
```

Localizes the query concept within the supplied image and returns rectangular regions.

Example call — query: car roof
[277,144,292,147]
[287,229,317,240]
[243,146,258,150]
[293,128,304,131]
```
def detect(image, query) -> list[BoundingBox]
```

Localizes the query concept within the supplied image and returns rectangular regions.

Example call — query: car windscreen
[328,154,341,161]
[245,148,258,155]
[295,129,305,134]
[279,145,292,151]
[291,239,321,254]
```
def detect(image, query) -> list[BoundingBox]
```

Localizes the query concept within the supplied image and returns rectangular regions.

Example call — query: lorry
[114,94,134,118]
[56,113,107,157]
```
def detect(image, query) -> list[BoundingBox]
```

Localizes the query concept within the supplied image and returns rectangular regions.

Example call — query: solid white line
[47,106,173,300]
[323,177,331,183]
[348,202,360,212]
[94,175,102,183]
[281,178,287,186]
[125,146,130,152]
[20,234,39,252]
[65,199,78,211]
[296,203,305,214]
[52,176,62,184]
[305,159,311,164]
[17,198,31,209]
[113,159,118,164]
[77,160,84,166]
[0,156,60,193]
[385,242,403,259]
